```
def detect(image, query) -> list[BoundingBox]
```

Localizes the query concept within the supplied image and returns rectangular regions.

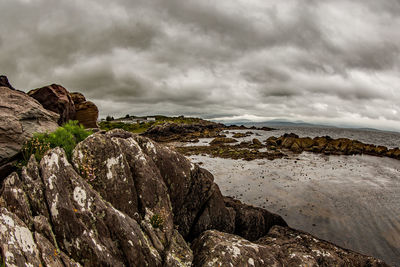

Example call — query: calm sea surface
[186,126,400,266]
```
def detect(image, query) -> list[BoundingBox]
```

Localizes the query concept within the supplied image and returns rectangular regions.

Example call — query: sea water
[187,126,400,266]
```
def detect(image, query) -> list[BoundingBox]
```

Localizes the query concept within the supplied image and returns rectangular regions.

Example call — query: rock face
[71,92,99,128]
[0,129,388,266]
[27,85,99,128]
[73,99,99,128]
[0,86,59,179]
[28,84,76,125]
[70,92,86,104]
[192,227,387,267]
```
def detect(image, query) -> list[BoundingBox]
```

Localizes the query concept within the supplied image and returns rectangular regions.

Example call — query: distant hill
[218,119,394,133]
[222,119,334,128]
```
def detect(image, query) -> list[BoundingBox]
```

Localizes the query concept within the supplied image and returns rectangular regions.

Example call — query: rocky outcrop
[143,121,225,142]
[0,86,59,180]
[192,227,387,267]
[177,138,285,161]
[71,92,99,128]
[28,84,76,125]
[266,134,400,160]
[0,75,15,90]
[0,129,388,266]
[70,92,86,105]
[73,100,99,128]
[144,122,275,143]
[27,84,99,128]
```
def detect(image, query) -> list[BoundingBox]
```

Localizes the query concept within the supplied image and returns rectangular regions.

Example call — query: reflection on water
[189,150,400,266]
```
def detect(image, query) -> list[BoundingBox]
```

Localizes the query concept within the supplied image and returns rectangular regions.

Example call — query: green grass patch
[19,120,92,166]
[150,214,164,229]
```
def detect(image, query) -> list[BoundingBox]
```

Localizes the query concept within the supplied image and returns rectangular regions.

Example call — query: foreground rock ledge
[0,130,388,266]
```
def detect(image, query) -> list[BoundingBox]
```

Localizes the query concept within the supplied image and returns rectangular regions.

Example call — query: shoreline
[188,152,400,266]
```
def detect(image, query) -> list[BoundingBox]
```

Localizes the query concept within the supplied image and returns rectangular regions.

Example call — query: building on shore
[116,117,156,124]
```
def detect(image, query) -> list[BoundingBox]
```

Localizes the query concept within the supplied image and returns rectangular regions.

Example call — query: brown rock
[210,137,238,145]
[232,132,247,138]
[74,101,99,128]
[28,84,76,125]
[252,138,262,146]
[375,146,388,155]
[0,75,15,89]
[387,148,400,159]
[70,92,86,104]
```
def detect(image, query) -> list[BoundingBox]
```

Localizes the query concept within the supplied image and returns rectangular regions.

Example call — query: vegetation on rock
[19,120,92,165]
[150,214,164,229]
[99,115,212,134]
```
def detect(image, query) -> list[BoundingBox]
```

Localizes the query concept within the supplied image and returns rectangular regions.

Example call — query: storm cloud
[1,0,399,131]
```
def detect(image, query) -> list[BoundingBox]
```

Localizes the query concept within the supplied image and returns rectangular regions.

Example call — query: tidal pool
[189,152,400,266]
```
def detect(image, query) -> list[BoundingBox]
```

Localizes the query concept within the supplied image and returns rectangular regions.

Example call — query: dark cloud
[0,0,399,131]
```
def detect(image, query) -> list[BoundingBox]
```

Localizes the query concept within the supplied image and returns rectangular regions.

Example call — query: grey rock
[0,86,59,178]
[192,227,388,267]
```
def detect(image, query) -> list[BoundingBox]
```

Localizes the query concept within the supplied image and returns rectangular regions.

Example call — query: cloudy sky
[1,0,400,131]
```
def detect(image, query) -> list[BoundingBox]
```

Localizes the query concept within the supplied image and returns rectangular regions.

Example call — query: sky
[1,0,400,131]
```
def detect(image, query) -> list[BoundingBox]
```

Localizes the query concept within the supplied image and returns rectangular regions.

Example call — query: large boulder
[192,227,388,267]
[71,91,99,128]
[0,86,59,179]
[28,84,76,125]
[73,100,99,128]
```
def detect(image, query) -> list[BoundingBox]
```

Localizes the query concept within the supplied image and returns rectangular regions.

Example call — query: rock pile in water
[266,134,400,160]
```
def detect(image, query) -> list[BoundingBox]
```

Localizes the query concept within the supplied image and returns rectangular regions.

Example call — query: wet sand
[189,152,400,266]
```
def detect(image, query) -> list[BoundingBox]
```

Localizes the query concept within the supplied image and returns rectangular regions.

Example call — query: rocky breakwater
[0,129,389,266]
[266,133,400,160]
[0,85,59,180]
[28,84,99,128]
